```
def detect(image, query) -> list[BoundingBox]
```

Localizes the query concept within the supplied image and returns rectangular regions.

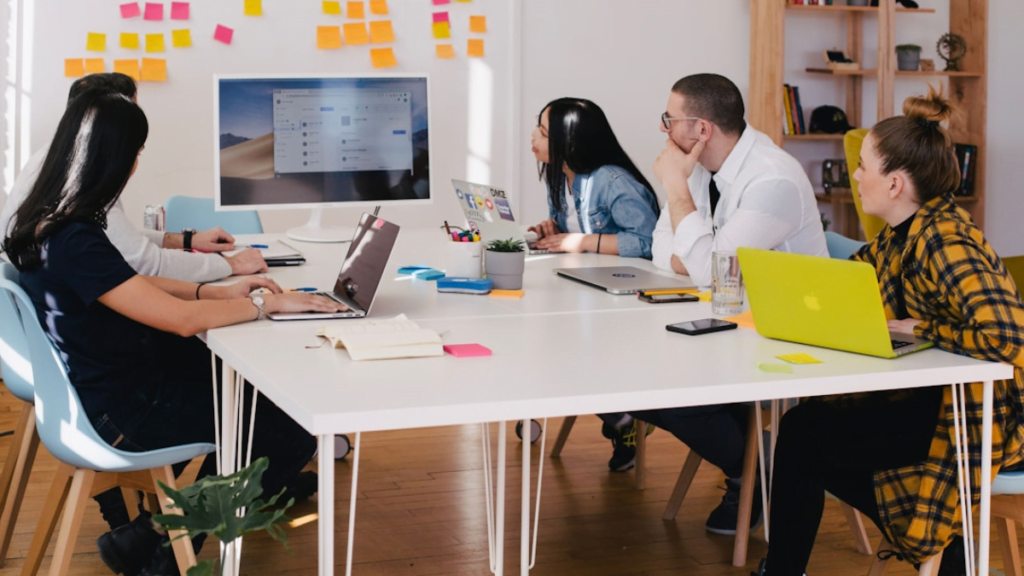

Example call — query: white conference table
[206,229,1012,576]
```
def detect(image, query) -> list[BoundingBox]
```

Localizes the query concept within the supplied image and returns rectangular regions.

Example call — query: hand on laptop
[535,232,587,253]
[887,318,921,334]
[192,227,236,252]
[528,219,559,240]
[263,293,349,315]
[225,248,269,275]
[209,277,282,300]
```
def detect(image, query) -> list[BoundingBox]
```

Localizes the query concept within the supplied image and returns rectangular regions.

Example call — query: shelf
[785,134,845,141]
[806,68,984,77]
[817,190,981,205]
[807,67,877,75]
[787,5,936,13]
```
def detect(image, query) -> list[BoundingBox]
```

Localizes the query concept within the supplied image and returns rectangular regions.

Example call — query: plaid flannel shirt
[841,194,1024,563]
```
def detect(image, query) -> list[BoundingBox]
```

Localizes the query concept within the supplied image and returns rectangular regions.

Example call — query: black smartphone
[638,293,700,304]
[666,318,738,335]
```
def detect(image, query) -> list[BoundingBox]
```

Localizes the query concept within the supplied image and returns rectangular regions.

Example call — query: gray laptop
[451,179,550,255]
[269,214,400,321]
[554,266,696,295]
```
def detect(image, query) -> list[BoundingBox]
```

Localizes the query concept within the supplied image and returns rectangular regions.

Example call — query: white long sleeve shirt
[0,148,232,282]
[651,126,827,286]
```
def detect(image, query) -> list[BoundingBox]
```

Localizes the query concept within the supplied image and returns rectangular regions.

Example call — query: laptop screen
[333,213,400,311]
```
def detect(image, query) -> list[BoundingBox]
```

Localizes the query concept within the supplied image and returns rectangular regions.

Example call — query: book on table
[315,314,444,361]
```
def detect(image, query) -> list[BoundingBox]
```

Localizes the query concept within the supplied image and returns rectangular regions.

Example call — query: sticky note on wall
[342,23,368,45]
[370,47,397,68]
[146,33,165,53]
[65,59,85,78]
[467,38,484,57]
[317,26,342,49]
[432,12,449,23]
[141,58,167,81]
[432,21,450,39]
[347,1,365,19]
[432,0,449,4]
[85,58,105,73]
[214,24,234,44]
[121,33,140,50]
[170,2,190,20]
[144,2,163,21]
[120,2,141,18]
[323,1,341,14]
[244,0,263,16]
[171,29,192,47]
[369,0,388,15]
[469,15,486,33]
[435,44,455,59]
[114,59,140,80]
[368,20,394,43]
[86,33,106,52]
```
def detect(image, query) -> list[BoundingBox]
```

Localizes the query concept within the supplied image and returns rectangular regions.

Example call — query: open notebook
[315,315,443,361]
[223,240,305,266]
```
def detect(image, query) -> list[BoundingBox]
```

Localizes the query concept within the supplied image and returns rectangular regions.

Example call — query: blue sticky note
[398,265,433,275]
[413,269,445,281]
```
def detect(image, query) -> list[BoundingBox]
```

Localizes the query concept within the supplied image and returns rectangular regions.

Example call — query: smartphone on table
[666,318,738,335]
[639,292,699,304]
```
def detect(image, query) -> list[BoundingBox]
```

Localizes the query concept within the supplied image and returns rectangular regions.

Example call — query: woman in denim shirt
[529,98,660,259]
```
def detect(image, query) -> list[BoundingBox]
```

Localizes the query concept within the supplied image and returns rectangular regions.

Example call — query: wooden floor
[0,382,1010,576]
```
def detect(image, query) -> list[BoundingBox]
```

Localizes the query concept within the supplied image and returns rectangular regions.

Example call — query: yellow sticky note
[322,1,341,14]
[777,353,823,365]
[696,291,712,302]
[432,21,450,39]
[140,58,167,81]
[346,1,365,18]
[369,20,394,43]
[85,58,105,74]
[369,47,397,68]
[86,32,107,52]
[145,33,165,53]
[489,289,524,299]
[758,362,794,374]
[435,43,455,59]
[64,59,85,78]
[120,32,140,50]
[467,38,484,57]
[724,310,756,330]
[369,0,388,15]
[113,59,140,80]
[342,22,369,45]
[454,0,471,2]
[316,26,343,49]
[244,0,263,16]
[171,29,192,48]
[469,15,486,33]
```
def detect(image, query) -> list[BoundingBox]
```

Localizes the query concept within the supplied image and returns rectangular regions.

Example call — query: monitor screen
[214,74,431,211]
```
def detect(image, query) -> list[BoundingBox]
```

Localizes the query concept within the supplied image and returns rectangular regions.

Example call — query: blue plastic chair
[164,195,263,235]
[825,230,866,261]
[0,264,215,576]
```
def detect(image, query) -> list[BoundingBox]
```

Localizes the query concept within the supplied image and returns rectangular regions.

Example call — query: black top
[19,222,163,417]
[709,173,721,217]
[890,213,915,320]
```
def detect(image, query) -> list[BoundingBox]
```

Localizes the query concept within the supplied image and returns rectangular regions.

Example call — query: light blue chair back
[825,231,866,261]
[0,269,214,472]
[0,264,34,403]
[164,196,263,235]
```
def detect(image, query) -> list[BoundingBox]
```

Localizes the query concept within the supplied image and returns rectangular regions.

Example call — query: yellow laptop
[737,248,933,358]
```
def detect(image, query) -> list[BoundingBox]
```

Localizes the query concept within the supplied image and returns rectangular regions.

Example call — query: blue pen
[244,244,269,249]
[289,287,317,292]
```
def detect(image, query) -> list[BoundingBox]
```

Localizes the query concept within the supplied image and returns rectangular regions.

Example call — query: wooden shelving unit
[749,0,988,231]
[816,189,980,238]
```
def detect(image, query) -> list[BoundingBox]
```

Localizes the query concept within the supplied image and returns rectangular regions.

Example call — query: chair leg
[48,468,96,576]
[146,492,162,515]
[663,450,702,521]
[840,503,874,555]
[0,404,38,567]
[122,488,142,522]
[917,550,943,576]
[151,466,197,576]
[867,539,893,576]
[635,419,647,490]
[20,463,75,576]
[549,416,576,458]
[732,407,760,568]
[997,517,1023,576]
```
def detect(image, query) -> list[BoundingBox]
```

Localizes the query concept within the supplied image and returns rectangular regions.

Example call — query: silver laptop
[554,266,696,295]
[451,179,550,255]
[269,214,400,321]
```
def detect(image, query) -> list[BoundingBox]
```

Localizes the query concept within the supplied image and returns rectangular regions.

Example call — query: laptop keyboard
[891,339,913,350]
[313,292,361,316]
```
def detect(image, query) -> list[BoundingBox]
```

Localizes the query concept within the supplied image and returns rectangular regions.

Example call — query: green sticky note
[758,362,794,374]
[777,353,822,365]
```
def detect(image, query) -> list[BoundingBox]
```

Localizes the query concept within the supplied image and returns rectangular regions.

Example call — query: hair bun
[902,84,956,124]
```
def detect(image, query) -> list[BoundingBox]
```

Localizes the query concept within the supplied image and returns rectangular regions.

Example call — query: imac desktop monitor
[214,74,431,242]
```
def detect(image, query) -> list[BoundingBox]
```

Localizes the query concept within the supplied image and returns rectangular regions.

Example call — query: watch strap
[182,229,195,251]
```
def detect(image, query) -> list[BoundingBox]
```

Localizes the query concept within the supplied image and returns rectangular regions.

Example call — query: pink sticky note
[432,0,450,4]
[213,24,234,44]
[144,2,164,20]
[170,2,189,20]
[120,2,141,18]
[432,11,449,23]
[443,344,492,358]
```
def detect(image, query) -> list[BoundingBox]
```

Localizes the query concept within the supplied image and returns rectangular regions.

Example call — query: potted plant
[484,238,526,290]
[896,44,922,71]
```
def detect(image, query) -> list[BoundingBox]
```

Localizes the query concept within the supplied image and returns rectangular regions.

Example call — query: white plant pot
[484,250,525,290]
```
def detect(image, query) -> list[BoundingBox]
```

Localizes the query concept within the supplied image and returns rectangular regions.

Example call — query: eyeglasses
[661,112,702,131]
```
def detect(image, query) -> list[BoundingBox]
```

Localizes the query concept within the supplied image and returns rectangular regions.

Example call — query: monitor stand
[286,208,355,243]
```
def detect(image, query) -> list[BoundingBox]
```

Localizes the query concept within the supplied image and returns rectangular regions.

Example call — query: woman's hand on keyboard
[213,277,283,300]
[264,293,350,315]
[887,318,921,334]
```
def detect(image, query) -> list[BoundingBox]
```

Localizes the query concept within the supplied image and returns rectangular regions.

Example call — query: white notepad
[315,315,443,361]
[222,240,302,260]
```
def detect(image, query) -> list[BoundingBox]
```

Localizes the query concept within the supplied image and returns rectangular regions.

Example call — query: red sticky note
[214,24,234,45]
[432,0,450,4]
[144,2,164,20]
[432,11,449,23]
[170,2,189,20]
[120,2,141,18]
[443,344,491,358]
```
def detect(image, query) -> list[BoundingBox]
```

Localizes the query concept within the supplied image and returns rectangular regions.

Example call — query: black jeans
[630,403,749,479]
[89,335,316,528]
[763,387,944,576]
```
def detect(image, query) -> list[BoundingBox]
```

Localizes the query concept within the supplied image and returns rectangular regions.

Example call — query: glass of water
[712,250,744,316]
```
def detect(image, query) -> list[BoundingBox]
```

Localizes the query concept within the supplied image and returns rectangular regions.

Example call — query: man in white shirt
[635,73,826,536]
[0,73,267,282]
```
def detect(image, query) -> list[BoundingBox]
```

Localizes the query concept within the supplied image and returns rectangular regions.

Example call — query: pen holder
[447,241,483,279]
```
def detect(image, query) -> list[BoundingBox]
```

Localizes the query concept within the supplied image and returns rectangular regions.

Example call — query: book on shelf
[782,84,807,135]
[783,84,794,135]
[788,0,835,5]
[954,143,978,196]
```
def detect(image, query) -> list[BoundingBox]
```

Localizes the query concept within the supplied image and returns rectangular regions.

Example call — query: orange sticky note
[85,58,105,74]
[171,29,192,48]
[121,33,140,50]
[467,38,484,57]
[113,59,140,80]
[370,47,397,68]
[86,32,107,52]
[432,21,450,39]
[317,26,343,49]
[145,33,165,53]
[244,0,263,16]
[346,1,365,18]
[435,44,455,59]
[322,0,341,14]
[369,0,388,15]
[369,20,394,43]
[140,58,167,81]
[342,22,369,45]
[64,59,85,78]
[469,15,486,33]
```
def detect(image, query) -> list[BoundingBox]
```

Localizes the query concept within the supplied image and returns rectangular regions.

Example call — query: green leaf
[185,560,216,576]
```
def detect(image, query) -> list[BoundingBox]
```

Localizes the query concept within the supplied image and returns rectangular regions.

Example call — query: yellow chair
[843,129,888,241]
[1003,256,1024,290]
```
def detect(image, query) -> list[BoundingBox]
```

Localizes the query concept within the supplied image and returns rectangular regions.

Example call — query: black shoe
[279,470,318,504]
[937,536,966,576]
[601,422,635,472]
[751,558,767,576]
[138,536,178,576]
[96,511,161,576]
[705,477,764,536]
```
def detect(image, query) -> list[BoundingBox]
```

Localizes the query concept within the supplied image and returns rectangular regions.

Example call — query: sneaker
[601,420,655,473]
[705,477,764,536]
[96,510,161,576]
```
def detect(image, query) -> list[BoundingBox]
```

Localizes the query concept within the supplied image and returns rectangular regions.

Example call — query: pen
[289,287,317,292]
[640,288,699,296]
[444,220,452,237]
[241,244,269,249]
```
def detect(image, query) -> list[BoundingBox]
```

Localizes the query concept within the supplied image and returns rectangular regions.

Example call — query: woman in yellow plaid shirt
[753,88,1024,576]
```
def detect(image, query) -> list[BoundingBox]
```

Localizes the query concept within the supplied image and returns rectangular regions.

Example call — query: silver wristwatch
[250,295,266,320]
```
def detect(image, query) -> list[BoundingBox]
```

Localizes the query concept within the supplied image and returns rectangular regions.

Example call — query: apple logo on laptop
[612,273,636,278]
[803,293,822,312]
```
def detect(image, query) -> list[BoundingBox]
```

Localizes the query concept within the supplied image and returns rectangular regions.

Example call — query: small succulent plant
[486,238,525,253]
